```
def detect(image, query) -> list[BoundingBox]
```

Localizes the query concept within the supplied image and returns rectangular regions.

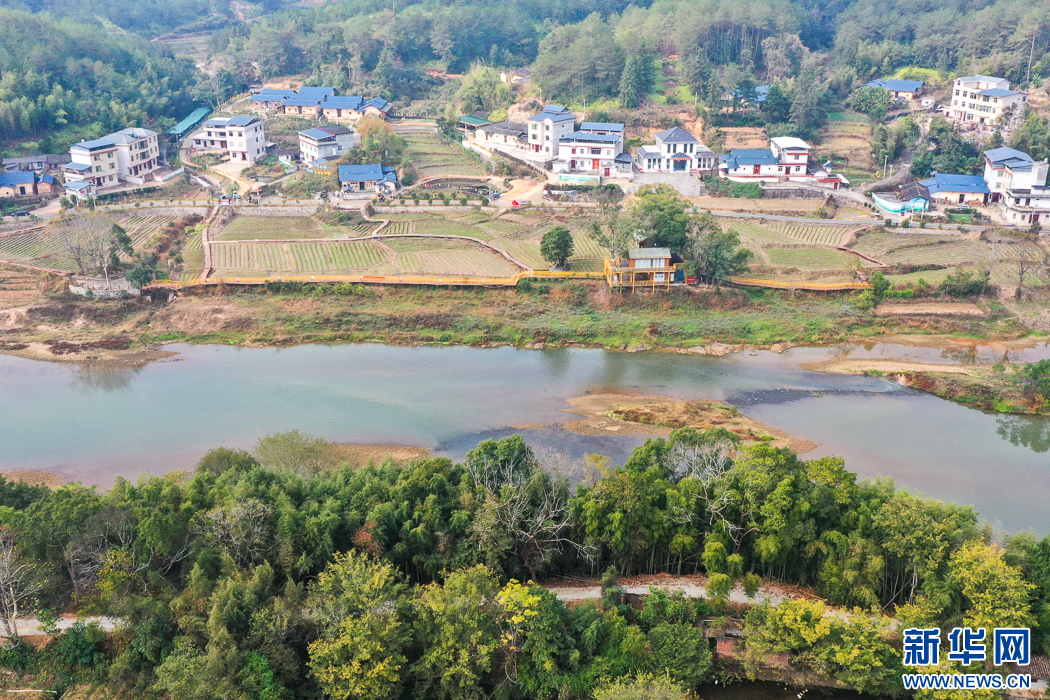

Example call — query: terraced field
[380,249,520,277]
[728,221,797,245]
[401,129,486,179]
[765,248,858,270]
[290,241,388,271]
[766,222,848,246]
[115,213,180,247]
[218,215,347,241]
[496,240,546,269]
[381,237,474,253]
[852,231,987,267]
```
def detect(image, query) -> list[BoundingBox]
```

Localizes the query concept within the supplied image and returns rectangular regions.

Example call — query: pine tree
[618,55,642,109]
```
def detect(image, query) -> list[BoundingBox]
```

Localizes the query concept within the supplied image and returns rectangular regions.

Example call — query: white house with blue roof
[920,173,989,205]
[65,127,162,189]
[863,78,924,100]
[338,164,398,198]
[192,117,265,163]
[250,87,392,121]
[635,127,715,174]
[946,76,1027,128]
[299,126,356,164]
[553,121,627,177]
[527,105,577,156]
[0,171,37,198]
[983,146,1050,226]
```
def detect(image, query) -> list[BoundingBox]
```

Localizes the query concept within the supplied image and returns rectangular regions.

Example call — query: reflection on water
[1,342,1049,533]
[72,362,146,392]
[996,414,1050,453]
[940,345,981,365]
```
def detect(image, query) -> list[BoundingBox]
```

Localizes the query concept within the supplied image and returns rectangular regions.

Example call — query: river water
[1,342,1049,534]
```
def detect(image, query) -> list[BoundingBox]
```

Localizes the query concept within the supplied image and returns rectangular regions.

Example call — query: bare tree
[203,499,275,568]
[665,438,743,545]
[0,530,43,647]
[1009,230,1049,299]
[54,215,116,276]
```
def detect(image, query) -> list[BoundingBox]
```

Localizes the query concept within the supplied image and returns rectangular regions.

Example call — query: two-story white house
[945,76,1028,128]
[553,122,627,177]
[192,117,266,163]
[634,127,715,173]
[527,105,576,156]
[299,126,356,164]
[983,146,1050,226]
[719,136,810,181]
[65,127,162,189]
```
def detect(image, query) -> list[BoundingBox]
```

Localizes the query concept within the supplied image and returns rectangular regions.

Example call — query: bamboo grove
[0,429,1046,698]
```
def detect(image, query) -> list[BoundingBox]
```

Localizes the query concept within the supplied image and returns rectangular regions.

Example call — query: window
[777,165,783,172]
[590,148,601,155]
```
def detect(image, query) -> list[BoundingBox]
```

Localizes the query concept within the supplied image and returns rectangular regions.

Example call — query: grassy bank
[866,366,1050,415]
[3,280,1029,364]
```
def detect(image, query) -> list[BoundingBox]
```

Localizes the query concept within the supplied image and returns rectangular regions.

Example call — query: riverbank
[813,357,1050,415]
[0,279,1031,365]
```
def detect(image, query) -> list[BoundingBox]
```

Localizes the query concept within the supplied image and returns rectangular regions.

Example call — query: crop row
[767,223,845,246]
[289,241,388,270]
[727,221,797,245]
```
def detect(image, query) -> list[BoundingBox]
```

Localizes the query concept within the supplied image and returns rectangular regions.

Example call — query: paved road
[9,615,120,638]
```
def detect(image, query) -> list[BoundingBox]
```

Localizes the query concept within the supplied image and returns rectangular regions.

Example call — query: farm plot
[726,221,796,245]
[289,240,388,271]
[415,250,521,277]
[414,218,492,240]
[568,230,608,260]
[880,240,986,267]
[765,248,858,270]
[495,240,546,269]
[211,243,291,272]
[852,232,959,257]
[217,216,341,241]
[766,222,848,246]
[381,237,475,253]
[401,131,486,178]
[383,220,418,235]
[115,214,179,247]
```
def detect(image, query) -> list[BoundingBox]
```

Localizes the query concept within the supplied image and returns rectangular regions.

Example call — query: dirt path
[9,615,120,638]
[545,573,792,607]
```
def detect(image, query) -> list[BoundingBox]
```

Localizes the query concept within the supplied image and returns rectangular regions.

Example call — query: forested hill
[202,0,1049,106]
[0,10,197,152]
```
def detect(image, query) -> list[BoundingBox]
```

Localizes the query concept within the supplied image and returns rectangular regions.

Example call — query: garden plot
[496,240,546,269]
[375,249,520,277]
[880,240,987,267]
[401,131,486,178]
[115,213,179,247]
[211,242,291,272]
[765,248,858,270]
[766,223,848,246]
[382,238,474,253]
[727,221,797,245]
[288,240,388,271]
[217,216,342,241]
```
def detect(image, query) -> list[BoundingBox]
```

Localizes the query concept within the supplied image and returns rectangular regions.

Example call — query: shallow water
[0,341,1048,533]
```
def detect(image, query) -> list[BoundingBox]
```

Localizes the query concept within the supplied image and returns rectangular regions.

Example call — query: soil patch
[559,393,817,454]
[328,444,431,464]
[875,302,985,316]
[1,470,64,489]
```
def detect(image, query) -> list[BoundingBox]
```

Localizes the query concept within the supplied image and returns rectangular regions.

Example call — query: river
[1,342,1049,534]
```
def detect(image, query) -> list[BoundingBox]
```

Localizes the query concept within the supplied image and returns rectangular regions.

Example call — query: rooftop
[479,121,527,136]
[770,136,810,151]
[628,247,672,260]
[985,146,1033,170]
[363,97,392,111]
[459,116,491,127]
[338,164,397,184]
[71,128,156,151]
[528,109,576,123]
[323,96,365,109]
[921,173,989,194]
[561,131,621,144]
[580,121,625,133]
[296,86,336,98]
[283,97,325,107]
[0,171,35,186]
[956,75,1007,84]
[169,107,211,136]
[720,149,779,167]
[979,88,1021,98]
[864,78,924,93]
[655,126,699,144]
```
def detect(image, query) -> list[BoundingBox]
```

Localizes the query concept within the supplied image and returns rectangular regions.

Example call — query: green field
[217,216,348,241]
[401,128,487,179]
[728,221,797,245]
[765,248,857,270]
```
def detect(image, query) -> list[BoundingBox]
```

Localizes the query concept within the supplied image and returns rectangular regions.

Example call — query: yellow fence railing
[728,276,871,291]
[142,269,605,292]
